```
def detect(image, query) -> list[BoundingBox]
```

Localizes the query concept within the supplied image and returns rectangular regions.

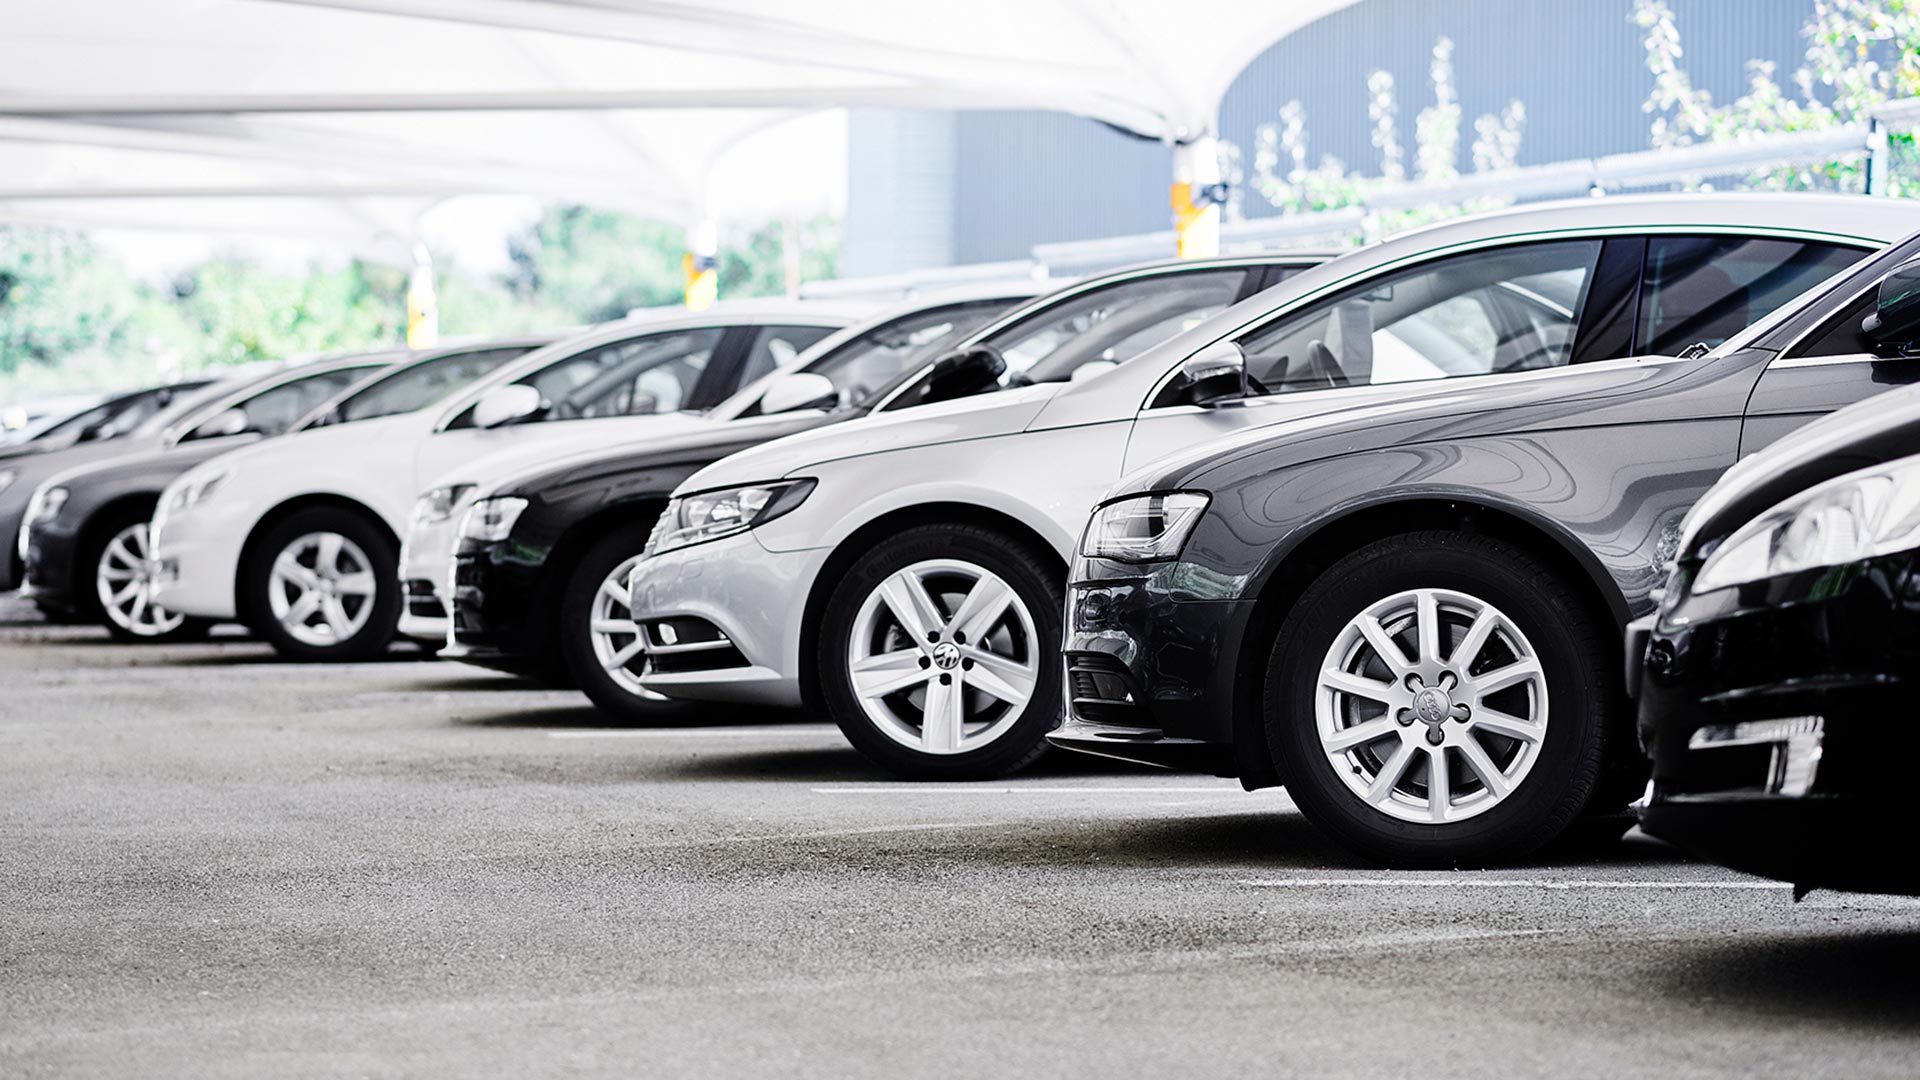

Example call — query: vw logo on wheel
[931,641,961,670]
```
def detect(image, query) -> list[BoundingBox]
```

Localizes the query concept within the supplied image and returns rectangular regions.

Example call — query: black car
[1047,231,1920,868]
[19,339,549,641]
[1634,261,1920,894]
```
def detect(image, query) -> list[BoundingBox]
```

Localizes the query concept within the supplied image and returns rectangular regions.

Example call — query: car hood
[489,410,845,502]
[675,384,1065,495]
[1677,380,1920,556]
[421,411,718,496]
[0,432,167,511]
[41,438,247,497]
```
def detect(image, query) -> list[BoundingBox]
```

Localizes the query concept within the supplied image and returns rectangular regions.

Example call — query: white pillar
[1171,136,1222,259]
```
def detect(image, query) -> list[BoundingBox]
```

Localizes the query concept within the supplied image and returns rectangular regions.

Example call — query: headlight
[167,468,233,512]
[1080,492,1211,563]
[458,496,529,543]
[18,485,65,561]
[645,479,816,556]
[0,468,15,496]
[412,484,476,526]
[1693,457,1920,593]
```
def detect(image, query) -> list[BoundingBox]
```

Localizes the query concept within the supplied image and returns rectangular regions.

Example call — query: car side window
[1002,269,1251,384]
[738,300,1019,417]
[187,368,370,441]
[529,328,725,420]
[737,325,839,387]
[1785,288,1888,359]
[1236,241,1602,394]
[1638,236,1865,356]
[328,346,532,426]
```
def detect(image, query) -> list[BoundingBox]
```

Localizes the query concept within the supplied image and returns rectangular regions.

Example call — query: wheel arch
[1229,493,1631,789]
[529,497,672,647]
[796,501,1068,712]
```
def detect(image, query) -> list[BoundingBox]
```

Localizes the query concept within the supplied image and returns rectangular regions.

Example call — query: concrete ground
[3,596,1918,1079]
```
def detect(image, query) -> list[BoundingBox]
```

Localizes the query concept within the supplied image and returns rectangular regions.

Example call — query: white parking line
[547,726,842,739]
[812,786,1245,794]
[1241,878,1789,890]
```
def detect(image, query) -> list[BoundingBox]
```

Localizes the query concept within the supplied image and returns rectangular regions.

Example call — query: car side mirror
[473,384,543,429]
[1865,257,1920,347]
[760,371,838,415]
[922,345,1006,404]
[1177,340,1249,406]
[189,408,250,440]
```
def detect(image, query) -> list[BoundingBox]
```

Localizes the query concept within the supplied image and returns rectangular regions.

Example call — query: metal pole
[684,218,718,310]
[1171,136,1222,259]
[406,241,438,347]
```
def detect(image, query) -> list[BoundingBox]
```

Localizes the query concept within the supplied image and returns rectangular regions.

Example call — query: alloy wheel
[267,531,378,648]
[1315,587,1548,824]
[94,522,187,638]
[589,553,669,701]
[846,558,1040,755]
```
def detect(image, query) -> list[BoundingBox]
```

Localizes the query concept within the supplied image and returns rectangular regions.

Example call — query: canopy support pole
[684,217,719,310]
[1171,136,1222,258]
[407,242,438,347]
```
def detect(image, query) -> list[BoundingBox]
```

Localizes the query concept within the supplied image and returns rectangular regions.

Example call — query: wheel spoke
[284,590,322,625]
[958,647,1035,707]
[1321,669,1397,704]
[876,569,944,643]
[1415,588,1442,666]
[598,576,629,608]
[850,649,929,698]
[316,532,345,575]
[1471,706,1543,744]
[321,598,354,637]
[99,565,138,583]
[604,638,645,671]
[1455,734,1512,799]
[333,571,377,597]
[919,676,964,752]
[273,551,319,591]
[127,590,149,626]
[105,534,138,569]
[109,579,141,605]
[1365,741,1417,804]
[1355,614,1412,675]
[1324,716,1399,753]
[1474,658,1542,697]
[1426,744,1452,821]
[948,575,1014,644]
[591,618,637,636]
[1452,607,1498,670]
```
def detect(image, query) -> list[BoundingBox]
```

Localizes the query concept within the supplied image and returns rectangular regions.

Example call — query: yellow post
[684,218,718,311]
[1171,136,1222,259]
[406,244,438,347]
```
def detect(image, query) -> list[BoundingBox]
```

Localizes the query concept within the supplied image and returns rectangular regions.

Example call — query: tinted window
[1787,287,1883,359]
[35,385,193,448]
[1239,241,1601,394]
[1638,237,1865,355]
[186,367,373,441]
[750,300,1020,415]
[525,328,726,420]
[737,325,840,387]
[1007,269,1250,385]
[327,346,533,426]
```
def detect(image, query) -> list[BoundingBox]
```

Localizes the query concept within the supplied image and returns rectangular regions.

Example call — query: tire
[82,506,213,644]
[1265,531,1611,868]
[563,527,705,722]
[819,524,1062,780]
[242,507,400,662]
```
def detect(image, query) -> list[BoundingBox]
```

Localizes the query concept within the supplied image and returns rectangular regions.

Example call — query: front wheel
[1266,531,1612,868]
[87,510,212,644]
[565,529,704,722]
[243,508,400,662]
[819,524,1062,780]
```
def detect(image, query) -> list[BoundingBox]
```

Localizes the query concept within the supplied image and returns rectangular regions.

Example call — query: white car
[394,283,1052,649]
[625,193,1920,780]
[151,301,869,661]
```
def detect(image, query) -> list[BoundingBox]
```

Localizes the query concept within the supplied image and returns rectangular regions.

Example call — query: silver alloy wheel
[847,558,1039,755]
[1316,587,1548,824]
[95,522,186,637]
[267,531,378,648]
[590,553,669,701]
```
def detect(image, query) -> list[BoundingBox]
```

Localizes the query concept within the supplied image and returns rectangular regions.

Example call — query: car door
[1740,281,1920,454]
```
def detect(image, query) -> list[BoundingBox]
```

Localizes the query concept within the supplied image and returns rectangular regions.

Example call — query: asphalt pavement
[4,596,1918,1078]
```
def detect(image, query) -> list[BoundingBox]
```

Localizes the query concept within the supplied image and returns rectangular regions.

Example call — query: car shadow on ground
[457,703,804,730]
[1653,928,1920,1029]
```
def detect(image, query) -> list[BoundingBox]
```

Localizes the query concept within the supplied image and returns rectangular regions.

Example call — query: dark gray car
[1049,228,1920,867]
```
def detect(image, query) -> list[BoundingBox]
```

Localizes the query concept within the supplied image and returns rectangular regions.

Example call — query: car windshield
[30,383,206,449]
[309,345,539,428]
[800,299,1024,411]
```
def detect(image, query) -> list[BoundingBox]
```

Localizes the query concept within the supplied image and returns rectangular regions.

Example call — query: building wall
[842,0,1822,271]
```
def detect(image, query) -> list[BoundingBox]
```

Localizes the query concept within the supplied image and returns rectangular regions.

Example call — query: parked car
[18,338,552,640]
[0,394,106,448]
[149,302,869,662]
[0,378,225,598]
[428,256,1327,717]
[626,193,1920,787]
[1634,262,1920,894]
[1044,223,1920,867]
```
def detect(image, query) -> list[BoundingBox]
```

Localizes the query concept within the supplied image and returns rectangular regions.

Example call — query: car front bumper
[627,529,822,708]
[149,499,246,620]
[445,534,553,670]
[19,514,83,613]
[1634,550,1920,893]
[1043,556,1257,779]
[398,511,462,643]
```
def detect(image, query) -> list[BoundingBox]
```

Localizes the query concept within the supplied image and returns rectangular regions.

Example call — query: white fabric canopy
[0,0,1360,251]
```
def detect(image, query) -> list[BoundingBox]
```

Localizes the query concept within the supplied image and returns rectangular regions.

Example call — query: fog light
[1688,715,1823,796]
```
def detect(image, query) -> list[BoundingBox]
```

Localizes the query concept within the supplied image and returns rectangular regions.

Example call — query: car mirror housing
[1864,256,1920,347]
[759,371,838,414]
[1177,340,1250,407]
[188,407,251,441]
[922,345,1006,404]
[472,384,544,429]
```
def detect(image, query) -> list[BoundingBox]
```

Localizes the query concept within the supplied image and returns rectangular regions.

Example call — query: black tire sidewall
[562,527,704,722]
[243,507,400,662]
[819,524,1063,780]
[1267,532,1609,867]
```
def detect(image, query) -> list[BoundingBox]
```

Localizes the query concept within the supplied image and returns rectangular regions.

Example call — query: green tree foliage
[503,205,686,322]
[0,229,142,373]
